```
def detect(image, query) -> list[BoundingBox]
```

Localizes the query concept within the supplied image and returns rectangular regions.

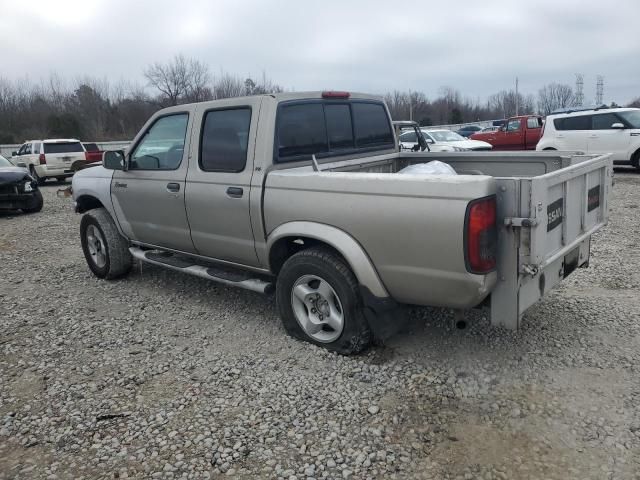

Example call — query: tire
[276,247,371,355]
[80,208,132,279]
[543,147,557,151]
[21,190,43,213]
[631,150,640,171]
[30,166,46,186]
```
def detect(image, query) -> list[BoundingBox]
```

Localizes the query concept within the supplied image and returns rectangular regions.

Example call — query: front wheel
[21,190,43,213]
[80,208,132,279]
[276,247,371,355]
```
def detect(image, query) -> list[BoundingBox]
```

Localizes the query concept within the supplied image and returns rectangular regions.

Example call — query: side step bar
[129,247,274,295]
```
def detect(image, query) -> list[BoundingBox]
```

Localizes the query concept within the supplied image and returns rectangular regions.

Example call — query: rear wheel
[631,150,640,171]
[276,247,371,355]
[80,208,132,279]
[29,166,46,186]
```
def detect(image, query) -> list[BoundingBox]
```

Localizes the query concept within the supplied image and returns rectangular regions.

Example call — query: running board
[129,247,274,295]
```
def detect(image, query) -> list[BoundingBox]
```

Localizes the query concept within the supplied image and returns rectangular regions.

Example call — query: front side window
[617,110,640,128]
[131,114,189,170]
[200,108,251,172]
[278,103,328,159]
[506,119,521,132]
[592,113,621,130]
[17,144,27,156]
[352,102,394,147]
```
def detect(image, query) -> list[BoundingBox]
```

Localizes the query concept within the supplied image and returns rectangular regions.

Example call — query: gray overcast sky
[1,0,639,104]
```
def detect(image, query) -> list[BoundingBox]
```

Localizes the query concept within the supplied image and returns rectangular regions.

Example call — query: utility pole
[596,76,604,105]
[409,90,413,121]
[515,77,519,116]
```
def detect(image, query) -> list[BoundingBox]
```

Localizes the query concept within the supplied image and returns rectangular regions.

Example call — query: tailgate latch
[504,217,538,227]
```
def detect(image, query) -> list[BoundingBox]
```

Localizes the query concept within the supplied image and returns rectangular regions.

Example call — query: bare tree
[213,73,244,99]
[627,97,640,108]
[144,54,211,106]
[537,83,576,115]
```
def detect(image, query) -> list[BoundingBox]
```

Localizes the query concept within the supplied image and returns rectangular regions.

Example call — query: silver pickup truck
[72,91,613,354]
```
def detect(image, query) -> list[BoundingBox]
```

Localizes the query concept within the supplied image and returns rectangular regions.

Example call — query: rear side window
[44,142,84,154]
[527,117,542,129]
[592,113,620,130]
[200,108,251,172]
[33,143,40,154]
[83,143,99,151]
[325,104,354,150]
[278,104,328,158]
[352,103,394,147]
[554,115,591,131]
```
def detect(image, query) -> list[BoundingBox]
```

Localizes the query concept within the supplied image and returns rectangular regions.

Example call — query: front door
[185,98,261,267]
[501,118,524,150]
[111,111,195,253]
[588,113,630,161]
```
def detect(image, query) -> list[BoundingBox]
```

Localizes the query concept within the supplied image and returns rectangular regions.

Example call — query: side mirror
[103,150,126,170]
[12,151,17,156]
[611,123,625,129]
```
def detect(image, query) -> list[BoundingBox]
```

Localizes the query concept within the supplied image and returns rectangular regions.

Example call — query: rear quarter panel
[263,171,497,308]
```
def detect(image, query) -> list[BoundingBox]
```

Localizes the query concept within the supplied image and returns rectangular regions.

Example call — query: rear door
[587,113,630,161]
[554,115,590,152]
[525,117,543,149]
[185,97,261,266]
[42,141,85,169]
[111,112,195,253]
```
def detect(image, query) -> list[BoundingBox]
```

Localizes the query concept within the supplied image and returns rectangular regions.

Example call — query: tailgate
[518,153,612,273]
[491,153,613,329]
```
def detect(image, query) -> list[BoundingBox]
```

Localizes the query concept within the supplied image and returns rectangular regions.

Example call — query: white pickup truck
[72,91,613,354]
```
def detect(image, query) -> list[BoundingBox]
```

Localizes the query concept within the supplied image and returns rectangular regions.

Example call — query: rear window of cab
[275,100,394,162]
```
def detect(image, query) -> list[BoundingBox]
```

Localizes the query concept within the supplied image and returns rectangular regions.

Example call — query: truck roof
[161,91,384,111]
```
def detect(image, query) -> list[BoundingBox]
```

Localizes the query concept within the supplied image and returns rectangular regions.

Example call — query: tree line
[0,54,638,143]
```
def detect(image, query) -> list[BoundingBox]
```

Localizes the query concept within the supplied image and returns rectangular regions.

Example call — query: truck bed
[265,151,612,328]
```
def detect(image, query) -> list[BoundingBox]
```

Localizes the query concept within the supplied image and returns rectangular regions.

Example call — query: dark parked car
[456,125,483,137]
[0,154,43,213]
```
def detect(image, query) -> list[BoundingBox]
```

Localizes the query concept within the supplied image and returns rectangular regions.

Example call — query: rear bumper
[34,165,74,178]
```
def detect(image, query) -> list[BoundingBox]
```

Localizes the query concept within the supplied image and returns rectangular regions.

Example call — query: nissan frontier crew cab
[72,91,613,354]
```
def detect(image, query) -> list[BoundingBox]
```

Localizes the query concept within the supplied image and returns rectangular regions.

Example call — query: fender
[267,221,389,298]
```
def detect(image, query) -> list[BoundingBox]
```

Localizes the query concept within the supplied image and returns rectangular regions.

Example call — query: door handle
[226,187,243,198]
[166,182,180,193]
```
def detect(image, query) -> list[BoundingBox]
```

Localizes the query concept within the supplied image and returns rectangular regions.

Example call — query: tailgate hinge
[504,217,538,228]
[520,264,540,276]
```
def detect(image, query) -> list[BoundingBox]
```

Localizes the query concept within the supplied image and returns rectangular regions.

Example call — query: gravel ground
[1,170,639,480]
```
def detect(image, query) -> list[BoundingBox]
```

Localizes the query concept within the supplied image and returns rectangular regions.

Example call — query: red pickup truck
[470,115,543,150]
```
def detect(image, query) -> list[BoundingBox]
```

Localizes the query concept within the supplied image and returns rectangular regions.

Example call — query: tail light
[39,153,46,164]
[465,196,497,274]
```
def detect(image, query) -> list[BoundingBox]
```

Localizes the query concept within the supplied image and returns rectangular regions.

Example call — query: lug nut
[311,308,317,314]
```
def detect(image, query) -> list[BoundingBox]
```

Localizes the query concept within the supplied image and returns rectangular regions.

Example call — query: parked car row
[399,128,492,151]
[9,139,103,185]
[450,107,640,169]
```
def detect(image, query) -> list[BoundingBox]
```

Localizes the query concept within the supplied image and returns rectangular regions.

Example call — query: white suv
[537,107,640,169]
[11,139,88,184]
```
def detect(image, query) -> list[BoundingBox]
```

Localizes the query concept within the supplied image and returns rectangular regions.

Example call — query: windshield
[426,130,465,142]
[618,110,640,128]
[0,154,11,167]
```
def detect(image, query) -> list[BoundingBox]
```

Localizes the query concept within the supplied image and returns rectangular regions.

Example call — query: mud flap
[358,286,405,343]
